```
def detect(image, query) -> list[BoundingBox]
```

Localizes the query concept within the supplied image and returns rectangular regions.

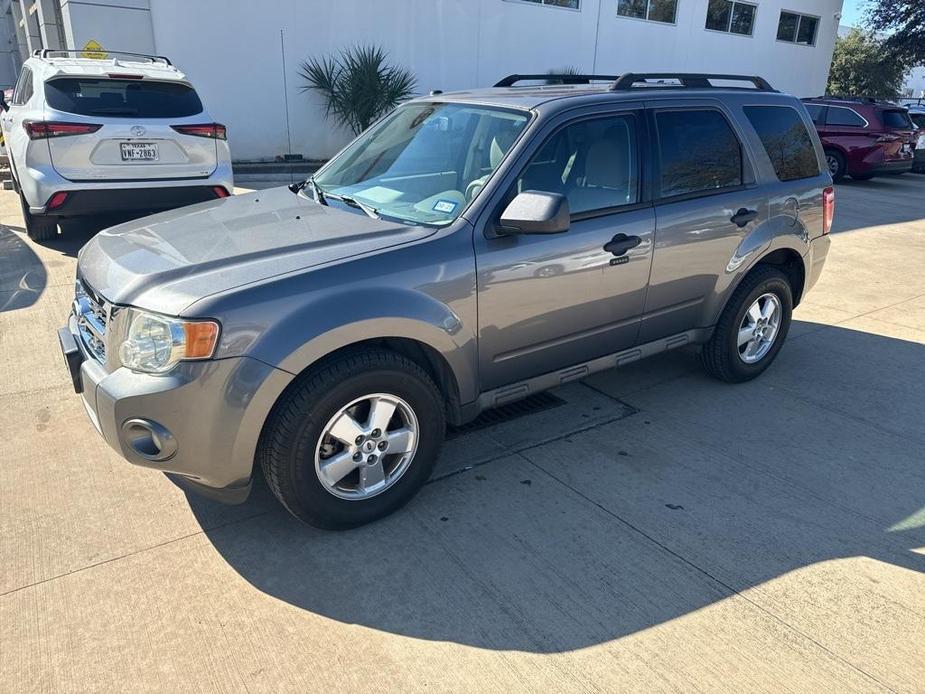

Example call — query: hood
[78,186,435,315]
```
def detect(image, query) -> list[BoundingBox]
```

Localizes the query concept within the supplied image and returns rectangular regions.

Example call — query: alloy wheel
[737,293,782,364]
[314,393,419,500]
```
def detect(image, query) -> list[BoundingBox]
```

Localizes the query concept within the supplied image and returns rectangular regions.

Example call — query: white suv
[0,50,233,242]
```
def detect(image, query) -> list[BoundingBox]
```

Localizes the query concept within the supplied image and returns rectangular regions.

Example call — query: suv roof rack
[32,48,173,66]
[609,73,774,91]
[807,95,899,106]
[494,74,620,87]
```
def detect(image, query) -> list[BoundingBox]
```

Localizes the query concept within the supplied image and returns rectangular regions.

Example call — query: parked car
[59,72,833,529]
[801,96,916,182]
[907,105,925,172]
[0,49,233,242]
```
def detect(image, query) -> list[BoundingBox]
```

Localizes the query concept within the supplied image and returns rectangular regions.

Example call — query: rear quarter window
[744,105,820,182]
[880,109,913,129]
[44,78,204,118]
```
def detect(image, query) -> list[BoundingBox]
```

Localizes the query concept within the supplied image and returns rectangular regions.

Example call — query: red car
[802,97,916,182]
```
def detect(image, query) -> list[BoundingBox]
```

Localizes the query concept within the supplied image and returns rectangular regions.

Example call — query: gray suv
[58,72,833,528]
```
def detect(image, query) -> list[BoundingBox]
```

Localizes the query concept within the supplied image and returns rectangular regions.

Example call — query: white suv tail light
[24,121,102,140]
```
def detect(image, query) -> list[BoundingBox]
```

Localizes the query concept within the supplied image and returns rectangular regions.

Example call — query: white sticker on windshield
[433,199,458,214]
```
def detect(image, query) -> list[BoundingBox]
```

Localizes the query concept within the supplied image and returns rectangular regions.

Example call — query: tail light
[24,121,102,139]
[171,123,226,140]
[212,186,230,198]
[822,186,835,235]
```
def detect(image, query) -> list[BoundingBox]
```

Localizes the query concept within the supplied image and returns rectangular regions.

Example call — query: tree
[826,28,907,100]
[866,0,925,68]
[299,45,417,134]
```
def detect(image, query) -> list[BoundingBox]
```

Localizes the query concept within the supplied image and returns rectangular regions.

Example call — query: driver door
[473,107,655,391]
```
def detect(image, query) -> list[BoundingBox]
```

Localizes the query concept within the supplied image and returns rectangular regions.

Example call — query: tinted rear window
[804,103,825,124]
[744,106,820,182]
[45,78,203,118]
[825,107,866,127]
[656,109,742,198]
[881,109,913,129]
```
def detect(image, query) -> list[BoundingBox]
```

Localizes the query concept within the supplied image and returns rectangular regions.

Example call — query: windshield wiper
[324,192,379,219]
[290,177,328,206]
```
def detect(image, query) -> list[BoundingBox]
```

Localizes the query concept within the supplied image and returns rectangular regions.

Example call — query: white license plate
[120,142,158,161]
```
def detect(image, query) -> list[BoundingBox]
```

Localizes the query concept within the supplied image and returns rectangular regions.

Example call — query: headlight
[119,309,220,374]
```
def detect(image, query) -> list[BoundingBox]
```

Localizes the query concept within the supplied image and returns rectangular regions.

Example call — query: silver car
[1,50,233,242]
[58,72,833,528]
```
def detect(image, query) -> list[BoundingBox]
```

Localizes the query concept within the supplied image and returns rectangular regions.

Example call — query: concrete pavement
[1,176,923,692]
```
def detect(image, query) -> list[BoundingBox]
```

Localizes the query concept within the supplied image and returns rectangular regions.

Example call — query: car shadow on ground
[0,224,46,312]
[183,320,925,653]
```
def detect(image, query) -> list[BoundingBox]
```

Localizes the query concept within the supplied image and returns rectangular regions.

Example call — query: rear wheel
[825,149,846,182]
[259,349,446,529]
[701,266,793,383]
[19,191,58,242]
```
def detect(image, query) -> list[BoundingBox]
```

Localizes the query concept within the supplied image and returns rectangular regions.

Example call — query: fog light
[121,418,177,462]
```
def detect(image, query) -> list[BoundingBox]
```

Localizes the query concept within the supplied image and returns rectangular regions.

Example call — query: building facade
[1,0,845,160]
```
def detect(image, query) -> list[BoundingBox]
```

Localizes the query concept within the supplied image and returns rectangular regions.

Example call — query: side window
[744,106,821,181]
[11,67,31,105]
[514,114,639,215]
[804,104,825,125]
[655,109,742,198]
[19,70,34,104]
[825,107,866,127]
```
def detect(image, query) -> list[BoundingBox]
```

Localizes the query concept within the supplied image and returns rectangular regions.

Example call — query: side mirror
[498,190,570,235]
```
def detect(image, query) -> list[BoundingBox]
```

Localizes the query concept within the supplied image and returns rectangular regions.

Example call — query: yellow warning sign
[81,40,107,60]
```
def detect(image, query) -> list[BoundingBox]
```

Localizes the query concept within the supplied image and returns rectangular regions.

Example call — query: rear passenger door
[640,102,769,343]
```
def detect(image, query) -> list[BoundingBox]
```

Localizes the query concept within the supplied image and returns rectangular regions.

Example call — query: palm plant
[545,66,582,85]
[299,45,417,134]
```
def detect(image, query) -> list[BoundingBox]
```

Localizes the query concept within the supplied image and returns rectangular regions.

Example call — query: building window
[777,11,818,45]
[510,0,581,9]
[617,0,678,24]
[705,0,756,35]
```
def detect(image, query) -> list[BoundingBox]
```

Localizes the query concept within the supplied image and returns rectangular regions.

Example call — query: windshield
[313,102,531,225]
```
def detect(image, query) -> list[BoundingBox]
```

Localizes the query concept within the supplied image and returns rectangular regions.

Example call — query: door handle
[603,233,642,256]
[731,208,759,227]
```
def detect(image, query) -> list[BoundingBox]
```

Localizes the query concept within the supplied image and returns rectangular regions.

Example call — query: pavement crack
[0,510,270,598]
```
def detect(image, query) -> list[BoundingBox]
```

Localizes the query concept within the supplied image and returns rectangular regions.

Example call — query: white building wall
[141,0,842,161]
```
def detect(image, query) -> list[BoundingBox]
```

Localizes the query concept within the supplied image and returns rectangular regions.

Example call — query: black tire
[825,149,846,182]
[19,191,58,242]
[258,349,446,529]
[701,266,793,383]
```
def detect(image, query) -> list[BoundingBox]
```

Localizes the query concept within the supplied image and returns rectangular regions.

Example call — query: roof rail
[494,74,621,87]
[33,48,173,66]
[610,73,774,91]
[813,95,894,105]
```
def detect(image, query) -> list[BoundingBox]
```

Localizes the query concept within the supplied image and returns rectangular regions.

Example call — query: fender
[701,213,811,328]
[237,285,477,406]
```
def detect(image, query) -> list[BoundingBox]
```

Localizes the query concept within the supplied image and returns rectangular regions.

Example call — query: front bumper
[59,313,292,503]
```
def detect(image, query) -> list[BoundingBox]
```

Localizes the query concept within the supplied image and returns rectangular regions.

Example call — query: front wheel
[259,349,446,529]
[701,266,793,383]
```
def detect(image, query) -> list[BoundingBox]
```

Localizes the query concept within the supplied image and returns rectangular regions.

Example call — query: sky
[840,0,868,28]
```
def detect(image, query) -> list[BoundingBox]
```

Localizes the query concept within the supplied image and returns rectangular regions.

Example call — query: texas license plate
[120,142,158,161]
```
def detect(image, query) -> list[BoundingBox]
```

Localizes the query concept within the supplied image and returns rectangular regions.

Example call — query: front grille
[74,278,109,363]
